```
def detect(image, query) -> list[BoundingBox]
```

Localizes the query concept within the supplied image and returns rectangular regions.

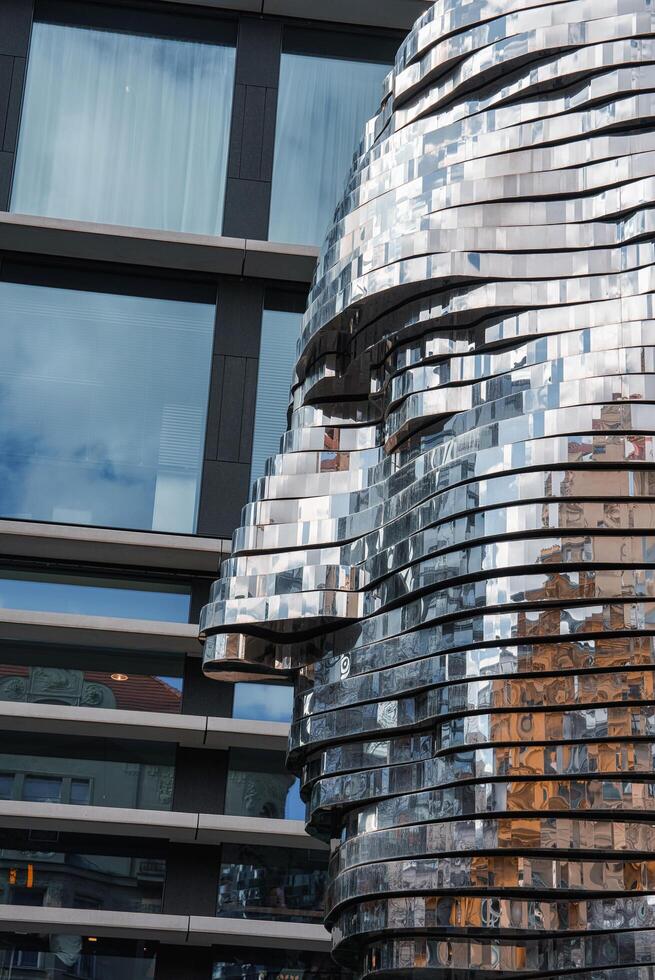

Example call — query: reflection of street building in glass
[0,846,165,914]
[201,1,655,976]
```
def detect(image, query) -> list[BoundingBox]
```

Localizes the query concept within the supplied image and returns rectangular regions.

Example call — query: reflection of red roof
[0,665,182,714]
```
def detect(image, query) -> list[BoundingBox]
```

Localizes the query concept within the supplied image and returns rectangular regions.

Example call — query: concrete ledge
[0,700,290,751]
[104,0,430,29]
[189,915,331,950]
[0,608,200,655]
[0,519,230,573]
[0,800,326,850]
[0,212,318,284]
[0,800,199,841]
[0,904,331,949]
[197,813,327,850]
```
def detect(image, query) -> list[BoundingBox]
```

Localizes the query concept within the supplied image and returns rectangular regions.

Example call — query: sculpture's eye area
[202,1,655,977]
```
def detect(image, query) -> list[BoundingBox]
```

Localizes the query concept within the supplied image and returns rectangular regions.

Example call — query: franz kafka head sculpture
[201,1,655,977]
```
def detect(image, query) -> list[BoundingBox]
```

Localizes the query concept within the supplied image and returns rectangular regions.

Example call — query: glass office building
[0,0,421,976]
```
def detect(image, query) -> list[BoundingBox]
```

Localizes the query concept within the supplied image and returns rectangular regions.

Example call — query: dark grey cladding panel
[161,846,222,917]
[3,56,26,153]
[0,0,32,58]
[223,176,273,240]
[172,746,228,815]
[235,17,282,89]
[200,0,655,976]
[0,150,13,210]
[198,460,251,539]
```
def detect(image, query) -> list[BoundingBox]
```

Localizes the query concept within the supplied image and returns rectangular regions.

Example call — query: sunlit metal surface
[201,0,655,975]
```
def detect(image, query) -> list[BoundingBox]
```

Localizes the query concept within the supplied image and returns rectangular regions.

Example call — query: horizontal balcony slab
[0,213,318,284]
[0,608,201,655]
[0,518,230,573]
[0,800,326,849]
[0,905,331,948]
[0,700,290,751]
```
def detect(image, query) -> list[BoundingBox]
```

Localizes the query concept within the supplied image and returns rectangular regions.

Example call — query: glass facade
[269,51,390,245]
[0,934,158,980]
[0,844,165,913]
[213,950,350,979]
[0,733,176,811]
[225,748,304,821]
[12,18,236,235]
[250,310,303,485]
[0,279,214,533]
[217,844,327,923]
[232,683,293,724]
[0,570,191,622]
[0,643,184,713]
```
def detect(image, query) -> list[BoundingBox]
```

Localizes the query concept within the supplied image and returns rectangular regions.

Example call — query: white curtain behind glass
[269,53,389,246]
[11,22,235,235]
[250,310,303,485]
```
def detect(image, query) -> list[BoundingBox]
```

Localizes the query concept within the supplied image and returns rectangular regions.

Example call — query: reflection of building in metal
[201,0,655,976]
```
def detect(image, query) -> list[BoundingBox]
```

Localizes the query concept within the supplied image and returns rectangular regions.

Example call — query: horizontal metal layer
[0,904,331,949]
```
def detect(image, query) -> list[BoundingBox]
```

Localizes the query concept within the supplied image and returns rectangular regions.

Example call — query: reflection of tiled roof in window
[0,664,182,714]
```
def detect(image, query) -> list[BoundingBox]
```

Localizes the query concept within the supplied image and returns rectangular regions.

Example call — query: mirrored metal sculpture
[201,0,655,975]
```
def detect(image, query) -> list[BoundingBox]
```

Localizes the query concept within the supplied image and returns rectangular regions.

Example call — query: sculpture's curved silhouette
[201,1,655,976]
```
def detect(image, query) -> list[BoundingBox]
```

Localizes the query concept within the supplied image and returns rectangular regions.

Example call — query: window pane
[251,310,302,485]
[233,683,293,724]
[22,776,62,803]
[12,21,235,235]
[0,644,184,714]
[0,935,157,979]
[269,53,389,245]
[213,949,351,979]
[0,776,12,799]
[0,280,214,532]
[0,845,165,914]
[0,571,190,622]
[217,845,327,923]
[225,749,305,821]
[0,733,176,811]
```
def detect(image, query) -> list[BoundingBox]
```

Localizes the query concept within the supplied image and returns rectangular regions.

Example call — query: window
[0,273,214,532]
[0,570,191,622]
[0,844,165,914]
[269,32,394,245]
[217,845,328,923]
[233,683,294,724]
[12,3,236,235]
[0,643,184,714]
[0,733,176,811]
[225,748,304,821]
[213,949,352,979]
[250,309,303,485]
[0,936,157,980]
[22,775,64,803]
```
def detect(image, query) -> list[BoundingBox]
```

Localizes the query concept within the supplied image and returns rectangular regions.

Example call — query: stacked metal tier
[201,0,655,976]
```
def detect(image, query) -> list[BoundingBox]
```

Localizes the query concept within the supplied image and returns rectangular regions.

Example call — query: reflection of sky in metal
[0,571,190,622]
[0,281,214,533]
